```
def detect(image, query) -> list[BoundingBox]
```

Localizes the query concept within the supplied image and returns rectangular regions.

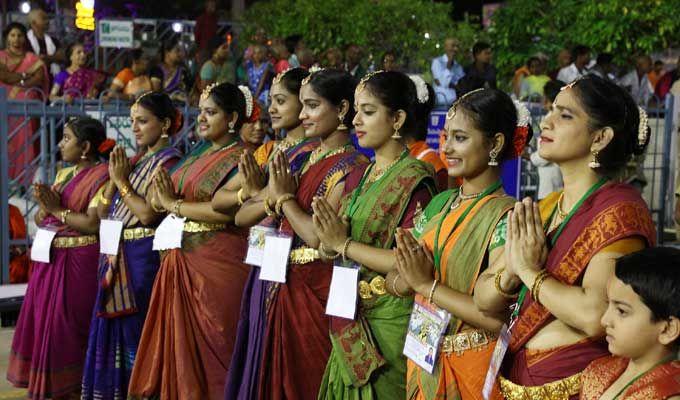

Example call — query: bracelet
[319,243,339,259]
[237,188,247,206]
[263,197,276,217]
[59,209,72,223]
[531,270,550,304]
[172,199,184,217]
[427,279,438,304]
[100,196,112,206]
[119,185,133,198]
[151,201,165,213]
[341,237,353,262]
[494,268,520,299]
[391,274,405,298]
[275,193,296,216]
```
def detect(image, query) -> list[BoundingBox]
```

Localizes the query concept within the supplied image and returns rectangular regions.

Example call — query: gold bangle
[319,243,339,259]
[531,270,550,304]
[275,193,296,216]
[495,268,520,299]
[427,279,438,304]
[60,209,72,223]
[119,185,133,198]
[341,237,352,262]
[172,199,184,217]
[237,188,247,206]
[264,197,276,217]
[392,273,405,298]
[151,202,165,213]
[100,196,112,206]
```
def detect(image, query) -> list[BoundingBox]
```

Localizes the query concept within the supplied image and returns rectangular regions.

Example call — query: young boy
[580,247,680,400]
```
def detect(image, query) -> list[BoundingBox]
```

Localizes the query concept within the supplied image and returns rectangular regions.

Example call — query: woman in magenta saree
[0,22,49,184]
[7,117,110,399]
[128,83,252,400]
[50,43,105,101]
[81,93,182,400]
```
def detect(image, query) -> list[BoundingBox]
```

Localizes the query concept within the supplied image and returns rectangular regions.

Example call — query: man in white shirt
[431,38,465,107]
[557,45,590,84]
[26,9,63,77]
[618,55,653,105]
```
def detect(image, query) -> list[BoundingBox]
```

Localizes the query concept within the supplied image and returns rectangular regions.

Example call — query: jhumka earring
[337,115,348,131]
[588,150,601,169]
[488,150,499,166]
[391,125,402,140]
[228,122,235,134]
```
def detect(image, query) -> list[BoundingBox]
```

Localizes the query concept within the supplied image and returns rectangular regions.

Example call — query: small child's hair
[543,80,565,103]
[615,247,680,322]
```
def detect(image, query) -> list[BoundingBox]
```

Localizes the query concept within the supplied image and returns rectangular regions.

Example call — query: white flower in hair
[308,64,324,74]
[637,107,649,147]
[512,99,530,128]
[407,74,429,104]
[238,85,253,118]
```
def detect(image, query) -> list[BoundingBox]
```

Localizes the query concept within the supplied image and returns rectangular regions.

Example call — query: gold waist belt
[52,235,98,248]
[498,373,581,400]
[359,276,386,299]
[183,220,227,233]
[289,247,319,264]
[123,227,155,241]
[441,329,497,356]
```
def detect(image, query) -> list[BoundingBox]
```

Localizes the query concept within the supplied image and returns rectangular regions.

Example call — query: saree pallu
[318,157,436,400]
[7,164,108,400]
[580,356,680,400]
[225,140,320,400]
[81,147,180,400]
[256,150,368,400]
[0,50,49,183]
[505,183,657,395]
[407,190,514,400]
[128,143,250,400]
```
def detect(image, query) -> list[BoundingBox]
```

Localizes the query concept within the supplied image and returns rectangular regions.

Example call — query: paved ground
[0,328,26,399]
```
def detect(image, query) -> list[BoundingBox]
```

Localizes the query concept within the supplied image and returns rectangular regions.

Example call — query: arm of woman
[96,180,117,219]
[283,182,344,249]
[49,82,63,101]
[213,150,265,214]
[25,65,45,89]
[39,184,102,233]
[473,247,522,315]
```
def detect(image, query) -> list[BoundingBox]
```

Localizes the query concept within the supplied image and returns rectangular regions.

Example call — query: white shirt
[27,29,60,77]
[556,63,585,84]
[618,70,653,105]
[530,138,563,200]
[431,54,465,107]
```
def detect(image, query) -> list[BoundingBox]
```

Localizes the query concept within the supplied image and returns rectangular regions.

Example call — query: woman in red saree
[127,82,251,400]
[0,22,49,184]
[9,204,29,283]
[7,117,110,399]
[235,69,366,399]
[473,75,657,400]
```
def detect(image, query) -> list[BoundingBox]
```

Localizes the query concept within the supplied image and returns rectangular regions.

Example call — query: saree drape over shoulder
[7,164,108,399]
[318,157,435,400]
[225,139,320,400]
[255,149,367,400]
[406,189,514,400]
[128,142,250,400]
[81,147,180,400]
[504,183,656,398]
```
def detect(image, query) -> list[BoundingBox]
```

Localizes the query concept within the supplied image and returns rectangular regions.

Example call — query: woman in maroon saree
[128,83,251,400]
[473,75,657,400]
[7,117,110,399]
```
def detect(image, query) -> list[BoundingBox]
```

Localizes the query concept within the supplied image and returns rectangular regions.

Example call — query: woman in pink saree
[49,42,105,102]
[0,22,49,184]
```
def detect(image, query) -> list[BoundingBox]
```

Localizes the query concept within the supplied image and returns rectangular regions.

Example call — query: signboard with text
[98,20,134,48]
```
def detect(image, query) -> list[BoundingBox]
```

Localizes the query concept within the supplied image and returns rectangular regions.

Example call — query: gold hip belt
[498,373,581,400]
[289,247,319,264]
[52,235,98,248]
[183,220,227,233]
[123,227,155,241]
[359,276,387,299]
[441,329,497,356]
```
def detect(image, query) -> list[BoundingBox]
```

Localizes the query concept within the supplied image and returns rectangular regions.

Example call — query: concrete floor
[0,328,27,399]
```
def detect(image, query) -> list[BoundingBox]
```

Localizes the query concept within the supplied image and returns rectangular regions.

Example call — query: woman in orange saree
[128,83,252,400]
[0,22,49,184]
[473,75,657,400]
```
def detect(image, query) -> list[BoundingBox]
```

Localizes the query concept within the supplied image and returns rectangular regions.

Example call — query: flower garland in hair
[201,82,219,103]
[301,65,325,86]
[408,74,429,104]
[355,70,384,95]
[238,85,254,119]
[98,138,116,154]
[637,107,649,147]
[273,68,292,85]
[511,99,531,158]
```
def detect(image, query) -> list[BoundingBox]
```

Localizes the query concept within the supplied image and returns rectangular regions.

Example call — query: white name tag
[152,214,185,250]
[245,225,276,266]
[403,294,451,374]
[258,234,292,283]
[31,228,58,263]
[325,259,360,320]
[482,323,512,399]
[99,219,124,255]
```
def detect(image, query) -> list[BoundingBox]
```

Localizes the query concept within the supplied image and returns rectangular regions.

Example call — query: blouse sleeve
[488,213,509,253]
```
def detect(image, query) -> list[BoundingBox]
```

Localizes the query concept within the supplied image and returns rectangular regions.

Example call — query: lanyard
[512,177,608,320]
[432,180,503,270]
[345,151,408,219]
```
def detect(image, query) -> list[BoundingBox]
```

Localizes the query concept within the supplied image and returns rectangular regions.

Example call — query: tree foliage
[489,0,680,81]
[240,0,486,73]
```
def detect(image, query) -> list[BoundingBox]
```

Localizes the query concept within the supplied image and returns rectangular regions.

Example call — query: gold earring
[161,128,169,139]
[589,150,600,169]
[337,115,348,131]
[80,153,88,160]
[391,125,402,140]
[228,122,235,134]
[488,150,499,166]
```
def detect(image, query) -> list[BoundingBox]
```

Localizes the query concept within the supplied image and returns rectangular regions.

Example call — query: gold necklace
[307,143,352,166]
[459,186,484,200]
[275,136,305,153]
[366,155,402,184]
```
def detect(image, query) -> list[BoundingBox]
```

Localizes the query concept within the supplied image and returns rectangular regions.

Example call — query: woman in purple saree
[7,117,111,399]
